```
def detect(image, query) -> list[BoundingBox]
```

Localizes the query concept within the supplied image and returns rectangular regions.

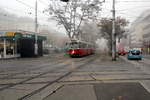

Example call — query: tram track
[0,55,93,91]
[0,54,67,73]
[17,55,97,100]
[0,63,70,91]
[0,62,62,79]
[0,55,89,80]
[2,74,150,86]
[0,55,70,79]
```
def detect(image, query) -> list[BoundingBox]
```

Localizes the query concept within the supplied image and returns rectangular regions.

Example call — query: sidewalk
[142,55,150,65]
[143,55,150,60]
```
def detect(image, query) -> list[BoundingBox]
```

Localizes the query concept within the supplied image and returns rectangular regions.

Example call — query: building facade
[129,10,150,54]
[143,26,150,54]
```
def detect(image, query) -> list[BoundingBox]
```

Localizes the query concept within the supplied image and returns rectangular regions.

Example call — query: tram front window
[70,42,79,49]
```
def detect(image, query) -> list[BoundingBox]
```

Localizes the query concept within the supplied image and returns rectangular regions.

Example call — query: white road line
[120,56,150,74]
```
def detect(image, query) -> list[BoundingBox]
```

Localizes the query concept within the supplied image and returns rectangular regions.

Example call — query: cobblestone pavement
[0,54,150,100]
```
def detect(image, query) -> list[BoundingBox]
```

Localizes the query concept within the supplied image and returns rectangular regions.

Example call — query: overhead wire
[2,6,34,15]
[117,6,150,11]
[116,0,150,3]
[116,12,149,19]
[15,0,50,17]
[104,0,150,3]
[14,0,150,23]
[115,0,150,22]
[38,0,49,6]
[1,1,50,23]
[16,0,34,9]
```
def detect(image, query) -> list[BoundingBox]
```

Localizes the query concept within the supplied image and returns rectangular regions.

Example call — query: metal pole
[73,5,76,39]
[15,39,17,56]
[112,0,116,60]
[3,38,6,58]
[35,0,38,55]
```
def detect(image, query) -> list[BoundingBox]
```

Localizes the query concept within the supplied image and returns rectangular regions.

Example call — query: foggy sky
[0,0,150,33]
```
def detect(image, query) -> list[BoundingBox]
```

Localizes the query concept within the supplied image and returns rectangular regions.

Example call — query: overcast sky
[102,0,150,22]
[0,0,150,32]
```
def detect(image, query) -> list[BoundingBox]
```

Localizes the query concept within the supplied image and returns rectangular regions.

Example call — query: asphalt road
[0,53,150,100]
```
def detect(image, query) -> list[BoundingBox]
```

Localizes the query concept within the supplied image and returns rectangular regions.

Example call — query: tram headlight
[72,50,75,54]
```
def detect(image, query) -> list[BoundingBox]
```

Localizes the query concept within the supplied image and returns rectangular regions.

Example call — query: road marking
[120,56,150,74]
[142,58,150,65]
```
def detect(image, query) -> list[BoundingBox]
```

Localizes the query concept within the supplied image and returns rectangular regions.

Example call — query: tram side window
[87,44,89,48]
[85,43,88,48]
[79,42,86,48]
[79,42,83,48]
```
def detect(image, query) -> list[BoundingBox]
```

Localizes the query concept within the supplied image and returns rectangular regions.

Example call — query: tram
[65,40,94,57]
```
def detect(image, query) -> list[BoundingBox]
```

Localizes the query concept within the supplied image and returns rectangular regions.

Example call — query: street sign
[5,32,15,36]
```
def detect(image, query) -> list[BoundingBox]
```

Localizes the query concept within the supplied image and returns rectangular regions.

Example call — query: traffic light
[60,0,69,2]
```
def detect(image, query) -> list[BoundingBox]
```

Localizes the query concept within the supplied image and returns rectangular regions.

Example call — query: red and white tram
[65,40,94,57]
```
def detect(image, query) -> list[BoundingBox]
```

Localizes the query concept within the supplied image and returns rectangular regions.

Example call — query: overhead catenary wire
[3,6,33,15]
[103,5,150,12]
[15,0,50,17]
[12,0,150,23]
[116,0,150,3]
[38,0,49,6]
[2,6,49,20]
[16,0,35,9]
[104,0,150,3]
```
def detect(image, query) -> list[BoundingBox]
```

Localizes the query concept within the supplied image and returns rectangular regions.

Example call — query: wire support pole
[35,0,38,55]
[112,0,116,61]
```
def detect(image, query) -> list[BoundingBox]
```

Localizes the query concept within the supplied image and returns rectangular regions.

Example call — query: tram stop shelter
[0,31,46,59]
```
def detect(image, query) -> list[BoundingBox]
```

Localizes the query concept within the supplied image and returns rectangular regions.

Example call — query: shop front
[0,36,19,59]
[0,31,46,59]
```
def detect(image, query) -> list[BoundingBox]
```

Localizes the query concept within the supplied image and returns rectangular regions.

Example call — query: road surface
[0,53,150,100]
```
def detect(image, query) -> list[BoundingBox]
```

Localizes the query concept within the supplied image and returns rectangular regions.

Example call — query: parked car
[127,49,142,60]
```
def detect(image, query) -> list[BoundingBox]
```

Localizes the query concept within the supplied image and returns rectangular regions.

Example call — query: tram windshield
[69,42,79,48]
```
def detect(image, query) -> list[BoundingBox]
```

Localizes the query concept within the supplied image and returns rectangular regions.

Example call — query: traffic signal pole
[112,0,116,61]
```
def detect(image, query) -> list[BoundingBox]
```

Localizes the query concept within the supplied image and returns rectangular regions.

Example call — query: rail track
[16,55,96,100]
[0,54,95,89]
[0,55,89,80]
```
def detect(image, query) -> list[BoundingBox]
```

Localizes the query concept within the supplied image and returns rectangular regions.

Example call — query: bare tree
[97,17,129,54]
[47,0,104,40]
[80,22,99,44]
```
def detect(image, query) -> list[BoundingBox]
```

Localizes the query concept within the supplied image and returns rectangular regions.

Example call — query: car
[127,49,142,60]
[117,49,126,56]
